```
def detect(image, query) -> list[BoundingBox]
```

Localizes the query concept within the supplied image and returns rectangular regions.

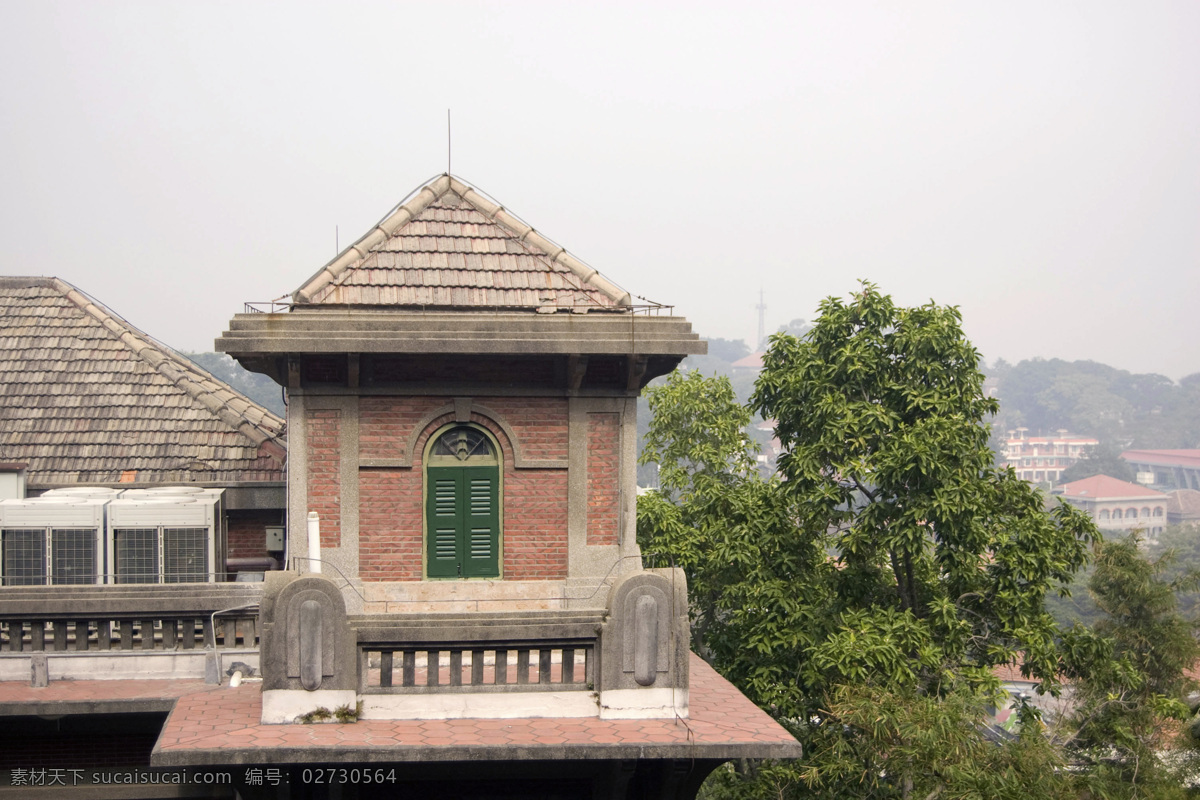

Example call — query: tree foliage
[640,284,1102,799]
[1059,535,1200,797]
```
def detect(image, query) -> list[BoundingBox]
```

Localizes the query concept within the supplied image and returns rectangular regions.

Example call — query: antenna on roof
[447,109,452,176]
[755,287,767,349]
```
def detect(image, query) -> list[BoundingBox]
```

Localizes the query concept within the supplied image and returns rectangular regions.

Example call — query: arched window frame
[422,422,503,580]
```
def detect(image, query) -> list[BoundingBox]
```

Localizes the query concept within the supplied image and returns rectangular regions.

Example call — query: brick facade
[504,469,569,580]
[359,396,450,461]
[586,413,620,546]
[359,469,423,581]
[306,408,341,548]
[356,397,570,581]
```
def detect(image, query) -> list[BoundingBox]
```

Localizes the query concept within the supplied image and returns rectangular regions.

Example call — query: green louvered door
[426,465,499,578]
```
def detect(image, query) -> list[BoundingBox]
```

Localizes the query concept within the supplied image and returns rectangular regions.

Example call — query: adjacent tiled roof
[1057,474,1166,501]
[293,174,632,312]
[0,277,285,487]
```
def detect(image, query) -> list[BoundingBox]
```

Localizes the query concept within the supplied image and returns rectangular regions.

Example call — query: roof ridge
[53,278,285,448]
[293,173,632,308]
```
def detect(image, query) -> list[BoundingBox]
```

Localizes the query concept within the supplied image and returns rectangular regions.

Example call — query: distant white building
[1004,428,1098,483]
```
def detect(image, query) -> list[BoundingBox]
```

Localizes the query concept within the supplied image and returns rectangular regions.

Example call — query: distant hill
[985,358,1200,451]
[184,352,286,417]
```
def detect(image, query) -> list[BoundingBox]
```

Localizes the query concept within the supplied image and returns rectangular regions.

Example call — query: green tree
[641,283,1098,799]
[1059,535,1200,797]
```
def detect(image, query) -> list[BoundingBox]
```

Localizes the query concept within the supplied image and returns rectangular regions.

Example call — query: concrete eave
[216,311,707,358]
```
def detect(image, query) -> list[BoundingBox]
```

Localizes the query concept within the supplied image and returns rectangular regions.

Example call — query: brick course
[305,408,341,548]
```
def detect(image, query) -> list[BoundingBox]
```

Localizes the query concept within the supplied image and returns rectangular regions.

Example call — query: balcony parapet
[259,570,690,723]
[0,583,263,685]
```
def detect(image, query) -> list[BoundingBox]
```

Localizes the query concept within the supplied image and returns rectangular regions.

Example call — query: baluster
[202,617,214,649]
[141,620,155,650]
[53,621,68,651]
[471,649,484,686]
[223,619,238,648]
[119,620,133,650]
[562,648,576,684]
[517,649,530,684]
[539,649,552,684]
[585,646,595,687]
[30,622,44,651]
[380,651,393,688]
[181,619,196,649]
[74,621,89,651]
[426,650,440,686]
[96,620,111,651]
[162,619,176,649]
[243,617,257,647]
[495,649,508,684]
[402,651,416,687]
[450,650,463,687]
[6,622,22,653]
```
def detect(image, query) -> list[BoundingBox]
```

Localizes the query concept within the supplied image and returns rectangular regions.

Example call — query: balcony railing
[352,611,602,695]
[0,584,262,655]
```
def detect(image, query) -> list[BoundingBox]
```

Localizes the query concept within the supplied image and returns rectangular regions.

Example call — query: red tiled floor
[0,654,801,765]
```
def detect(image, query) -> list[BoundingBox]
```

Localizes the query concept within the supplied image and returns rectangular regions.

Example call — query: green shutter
[426,465,499,578]
[463,466,499,577]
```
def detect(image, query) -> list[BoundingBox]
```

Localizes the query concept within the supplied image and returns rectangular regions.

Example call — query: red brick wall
[226,510,282,560]
[356,398,569,581]
[479,398,568,460]
[504,469,569,579]
[360,397,449,460]
[587,412,620,546]
[306,408,341,548]
[359,469,422,581]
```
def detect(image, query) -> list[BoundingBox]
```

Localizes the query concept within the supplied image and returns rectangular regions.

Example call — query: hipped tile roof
[0,277,285,487]
[1057,474,1166,500]
[294,175,632,312]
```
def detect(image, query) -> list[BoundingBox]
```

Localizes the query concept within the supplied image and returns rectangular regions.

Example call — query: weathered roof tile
[0,277,286,487]
[294,175,632,310]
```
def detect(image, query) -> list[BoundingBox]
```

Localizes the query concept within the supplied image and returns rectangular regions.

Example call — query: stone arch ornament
[259,574,357,723]
[401,401,566,469]
[598,568,691,719]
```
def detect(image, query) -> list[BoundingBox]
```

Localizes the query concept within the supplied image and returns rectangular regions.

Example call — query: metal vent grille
[114,528,158,584]
[1,529,47,586]
[51,528,96,585]
[163,527,208,583]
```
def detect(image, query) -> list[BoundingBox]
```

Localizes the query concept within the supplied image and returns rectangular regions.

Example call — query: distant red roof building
[731,351,764,371]
[1122,449,1200,492]
[1055,475,1169,536]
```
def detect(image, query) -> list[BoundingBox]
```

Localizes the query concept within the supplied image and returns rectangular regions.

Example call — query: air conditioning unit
[106,489,225,584]
[0,497,108,586]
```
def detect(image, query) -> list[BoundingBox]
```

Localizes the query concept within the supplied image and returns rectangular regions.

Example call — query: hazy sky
[2,2,1197,379]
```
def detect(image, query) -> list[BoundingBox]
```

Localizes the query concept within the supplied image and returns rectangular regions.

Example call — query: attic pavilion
[0,175,799,800]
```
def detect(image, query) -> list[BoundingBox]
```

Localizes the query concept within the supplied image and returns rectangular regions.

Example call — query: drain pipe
[307,512,321,574]
[205,603,259,685]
